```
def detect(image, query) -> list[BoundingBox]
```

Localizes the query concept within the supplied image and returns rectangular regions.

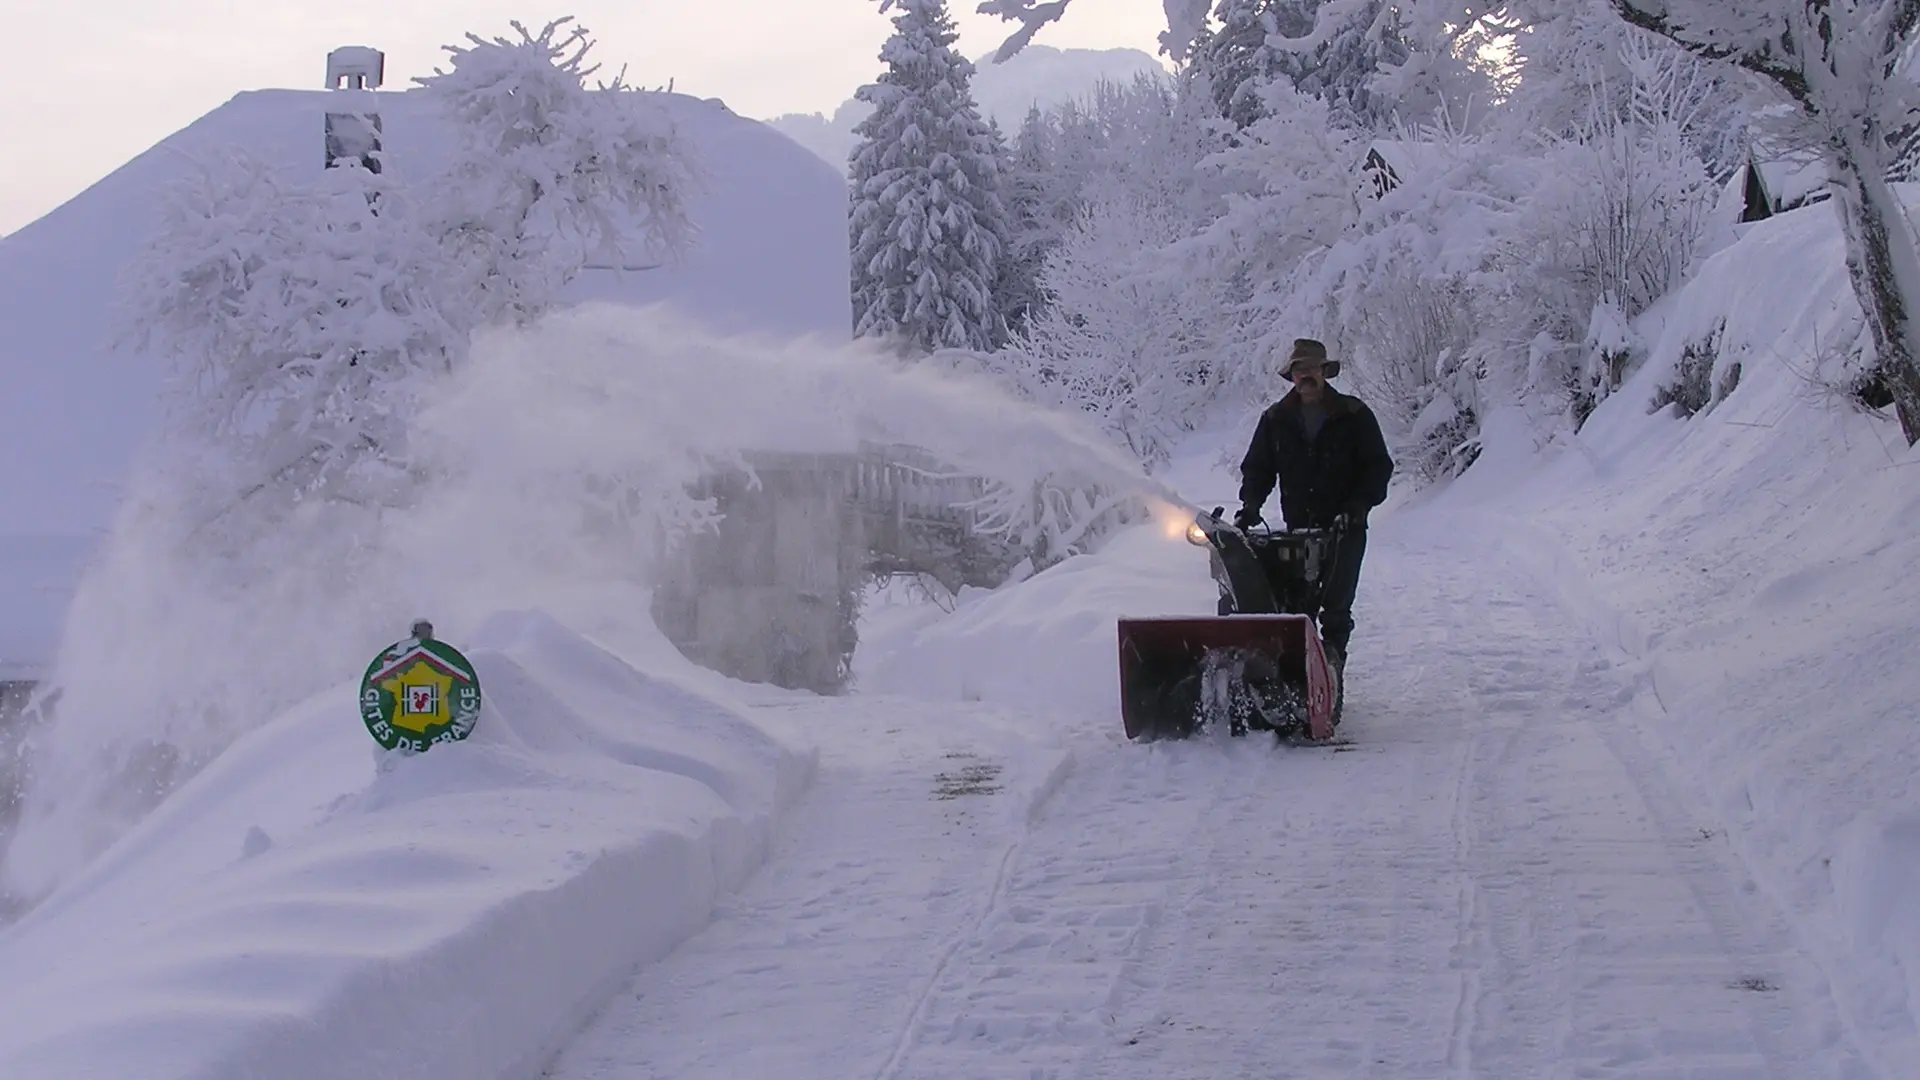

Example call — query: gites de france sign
[360,622,482,751]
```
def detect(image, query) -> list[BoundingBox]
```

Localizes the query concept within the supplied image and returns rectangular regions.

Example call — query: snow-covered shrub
[1573,296,1635,427]
[990,186,1231,470]
[1650,328,1720,417]
[122,156,458,516]
[1328,265,1484,481]
[1486,57,1719,426]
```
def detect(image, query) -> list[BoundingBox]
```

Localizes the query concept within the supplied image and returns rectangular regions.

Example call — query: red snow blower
[1118,508,1344,742]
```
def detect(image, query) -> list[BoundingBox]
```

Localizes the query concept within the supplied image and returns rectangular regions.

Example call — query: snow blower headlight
[1185,520,1210,546]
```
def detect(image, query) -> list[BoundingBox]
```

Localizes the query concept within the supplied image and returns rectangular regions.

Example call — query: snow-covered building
[0,73,849,682]
[1733,152,1831,222]
[1361,139,1453,199]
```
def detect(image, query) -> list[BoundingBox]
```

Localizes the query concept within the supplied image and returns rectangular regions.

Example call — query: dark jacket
[1238,386,1394,529]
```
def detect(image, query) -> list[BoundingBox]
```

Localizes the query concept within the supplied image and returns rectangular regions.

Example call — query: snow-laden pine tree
[418,17,698,328]
[1200,0,1417,129]
[1605,0,1920,444]
[1201,0,1290,128]
[850,0,1010,353]
[1268,0,1411,127]
[996,107,1056,337]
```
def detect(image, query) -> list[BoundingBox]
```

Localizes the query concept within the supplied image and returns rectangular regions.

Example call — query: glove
[1335,503,1368,529]
[1232,507,1262,531]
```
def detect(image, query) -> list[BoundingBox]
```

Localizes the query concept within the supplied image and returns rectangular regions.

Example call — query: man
[1235,338,1393,693]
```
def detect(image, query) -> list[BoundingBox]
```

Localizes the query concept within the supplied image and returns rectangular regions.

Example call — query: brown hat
[1283,338,1340,380]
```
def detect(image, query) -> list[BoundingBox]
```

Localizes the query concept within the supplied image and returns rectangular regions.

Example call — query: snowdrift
[857,445,1231,729]
[0,85,848,675]
[1435,194,1920,1068]
[0,608,811,1080]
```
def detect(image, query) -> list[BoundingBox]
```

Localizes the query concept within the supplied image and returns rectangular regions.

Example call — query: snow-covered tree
[849,0,1010,353]
[1190,79,1367,383]
[1603,0,1920,443]
[1201,0,1288,128]
[418,17,699,328]
[1002,187,1232,467]
[123,17,703,522]
[123,155,457,515]
[1268,0,1416,128]
[1199,1,1417,130]
[996,106,1056,335]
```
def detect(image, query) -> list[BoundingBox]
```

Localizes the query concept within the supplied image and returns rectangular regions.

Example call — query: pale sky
[0,1,1168,237]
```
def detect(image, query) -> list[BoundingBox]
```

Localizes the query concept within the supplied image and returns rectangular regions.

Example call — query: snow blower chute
[1118,508,1343,742]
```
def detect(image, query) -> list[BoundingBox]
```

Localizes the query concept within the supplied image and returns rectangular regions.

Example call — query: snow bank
[857,435,1231,730]
[0,607,811,1080]
[1431,196,1920,1069]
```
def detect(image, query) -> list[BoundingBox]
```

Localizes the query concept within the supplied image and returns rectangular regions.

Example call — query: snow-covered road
[543,526,1876,1080]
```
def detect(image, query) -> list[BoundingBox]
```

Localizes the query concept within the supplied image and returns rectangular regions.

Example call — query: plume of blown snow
[3,303,1180,902]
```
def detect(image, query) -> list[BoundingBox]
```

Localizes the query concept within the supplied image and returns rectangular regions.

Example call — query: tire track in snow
[873,735,1237,1079]
[541,524,1878,1080]
[539,697,1068,1080]
[869,831,1028,1080]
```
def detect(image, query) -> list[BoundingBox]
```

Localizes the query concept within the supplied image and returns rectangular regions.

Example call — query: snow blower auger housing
[1118,508,1342,742]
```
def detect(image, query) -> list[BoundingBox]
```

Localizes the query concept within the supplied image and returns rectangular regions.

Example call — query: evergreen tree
[1201,0,1412,130]
[1268,0,1410,129]
[1200,0,1287,129]
[849,0,1009,353]
[996,108,1054,337]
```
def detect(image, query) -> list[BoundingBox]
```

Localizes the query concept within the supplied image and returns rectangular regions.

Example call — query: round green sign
[360,636,482,751]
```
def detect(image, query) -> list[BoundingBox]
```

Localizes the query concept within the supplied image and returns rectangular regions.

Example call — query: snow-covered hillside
[0,87,847,677]
[1424,192,1920,1071]
[766,44,1166,171]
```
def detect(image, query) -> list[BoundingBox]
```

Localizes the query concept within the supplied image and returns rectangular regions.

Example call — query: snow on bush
[993,186,1231,470]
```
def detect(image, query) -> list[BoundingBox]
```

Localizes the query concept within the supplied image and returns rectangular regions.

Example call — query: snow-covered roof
[0,535,92,679]
[1362,139,1458,191]
[1752,153,1830,212]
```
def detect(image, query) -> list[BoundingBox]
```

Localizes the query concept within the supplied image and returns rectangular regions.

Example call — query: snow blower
[1118,508,1343,742]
